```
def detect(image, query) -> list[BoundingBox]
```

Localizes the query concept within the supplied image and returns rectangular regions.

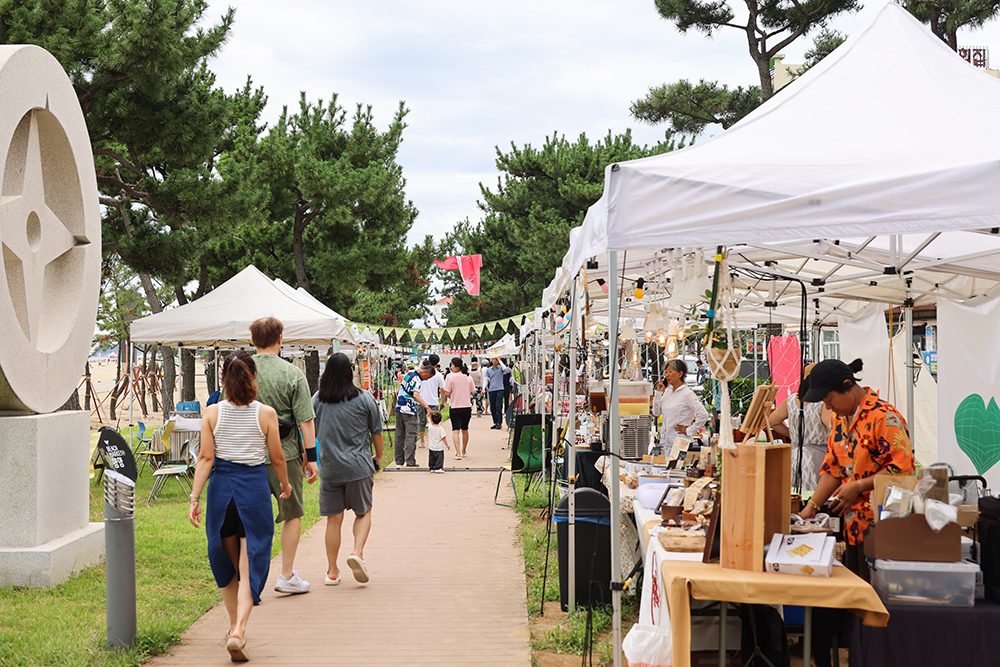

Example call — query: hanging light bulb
[634,277,645,300]
[621,319,636,341]
[643,303,659,338]
[597,278,610,295]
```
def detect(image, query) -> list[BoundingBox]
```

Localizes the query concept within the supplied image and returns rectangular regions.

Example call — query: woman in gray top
[313,353,384,585]
[768,364,833,493]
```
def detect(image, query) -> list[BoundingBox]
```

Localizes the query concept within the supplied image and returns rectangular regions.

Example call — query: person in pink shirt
[442,357,476,459]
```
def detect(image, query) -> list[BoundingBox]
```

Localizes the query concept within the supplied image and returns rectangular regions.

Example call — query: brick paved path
[147,411,529,666]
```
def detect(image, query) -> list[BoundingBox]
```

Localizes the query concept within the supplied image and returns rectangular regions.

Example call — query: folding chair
[136,420,175,476]
[147,436,196,505]
[495,413,550,506]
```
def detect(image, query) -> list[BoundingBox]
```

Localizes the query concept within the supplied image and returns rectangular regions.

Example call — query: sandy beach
[83,358,216,432]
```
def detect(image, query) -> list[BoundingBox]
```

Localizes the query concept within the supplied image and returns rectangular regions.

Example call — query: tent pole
[905,298,915,438]
[551,319,559,509]
[608,250,622,667]
[567,279,578,613]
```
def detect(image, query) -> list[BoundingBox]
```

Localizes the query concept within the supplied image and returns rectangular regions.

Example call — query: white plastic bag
[924,499,958,532]
[622,623,674,667]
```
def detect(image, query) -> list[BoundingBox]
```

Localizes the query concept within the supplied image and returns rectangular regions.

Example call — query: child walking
[427,412,450,473]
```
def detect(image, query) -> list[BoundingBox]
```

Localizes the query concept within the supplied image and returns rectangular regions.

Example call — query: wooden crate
[721,442,791,571]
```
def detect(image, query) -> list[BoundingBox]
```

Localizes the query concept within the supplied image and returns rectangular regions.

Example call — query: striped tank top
[213,400,267,466]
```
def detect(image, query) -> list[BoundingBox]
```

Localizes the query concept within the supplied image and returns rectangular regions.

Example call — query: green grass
[0,455,325,666]
[513,480,640,667]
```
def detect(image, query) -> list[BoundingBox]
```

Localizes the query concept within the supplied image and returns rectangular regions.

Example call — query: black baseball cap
[802,359,856,402]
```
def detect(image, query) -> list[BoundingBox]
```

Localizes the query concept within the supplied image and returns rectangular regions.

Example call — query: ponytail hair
[451,357,468,375]
[223,350,258,406]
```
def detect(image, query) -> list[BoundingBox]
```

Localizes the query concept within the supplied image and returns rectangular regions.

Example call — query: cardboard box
[863,513,962,562]
[958,505,979,528]
[765,533,836,577]
[873,473,918,523]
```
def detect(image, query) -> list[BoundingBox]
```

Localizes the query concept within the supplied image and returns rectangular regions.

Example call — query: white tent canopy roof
[544,6,1000,318]
[131,265,354,348]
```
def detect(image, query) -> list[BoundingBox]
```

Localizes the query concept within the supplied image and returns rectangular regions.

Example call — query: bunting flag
[434,254,483,295]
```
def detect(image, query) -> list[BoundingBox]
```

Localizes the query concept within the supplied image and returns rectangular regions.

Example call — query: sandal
[346,554,370,583]
[227,636,249,662]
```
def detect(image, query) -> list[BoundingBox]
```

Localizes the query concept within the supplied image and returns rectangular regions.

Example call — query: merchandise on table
[765,533,836,577]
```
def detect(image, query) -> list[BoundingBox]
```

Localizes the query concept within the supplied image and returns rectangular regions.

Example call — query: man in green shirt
[250,317,317,595]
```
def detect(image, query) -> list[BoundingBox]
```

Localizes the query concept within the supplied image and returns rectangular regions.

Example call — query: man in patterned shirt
[798,358,914,581]
[394,365,435,467]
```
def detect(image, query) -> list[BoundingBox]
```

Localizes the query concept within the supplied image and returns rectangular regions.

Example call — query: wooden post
[720,384,791,571]
[721,442,791,571]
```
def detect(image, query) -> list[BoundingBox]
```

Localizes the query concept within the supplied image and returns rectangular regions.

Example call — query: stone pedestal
[0,411,104,586]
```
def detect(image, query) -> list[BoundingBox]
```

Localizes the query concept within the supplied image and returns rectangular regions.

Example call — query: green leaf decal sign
[954,394,1000,475]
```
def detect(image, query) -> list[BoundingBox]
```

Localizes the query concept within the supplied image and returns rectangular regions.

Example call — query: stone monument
[0,45,104,586]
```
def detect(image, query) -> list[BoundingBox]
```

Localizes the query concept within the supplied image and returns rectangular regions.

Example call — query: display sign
[921,350,938,374]
[97,426,138,482]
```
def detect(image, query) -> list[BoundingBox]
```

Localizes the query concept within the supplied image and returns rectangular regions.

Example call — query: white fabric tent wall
[938,296,1000,490]
[889,329,939,467]
[838,303,892,399]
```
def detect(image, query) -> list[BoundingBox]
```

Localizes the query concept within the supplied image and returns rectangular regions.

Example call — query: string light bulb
[634,277,645,300]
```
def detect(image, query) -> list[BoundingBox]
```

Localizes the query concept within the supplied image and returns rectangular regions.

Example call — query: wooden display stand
[720,385,791,572]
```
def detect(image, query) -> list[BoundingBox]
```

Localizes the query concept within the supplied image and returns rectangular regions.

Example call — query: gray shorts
[319,476,373,516]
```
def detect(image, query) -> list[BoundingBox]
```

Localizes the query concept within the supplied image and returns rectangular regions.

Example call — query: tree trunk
[181,348,196,402]
[110,339,124,421]
[305,351,320,394]
[292,206,313,292]
[150,346,161,413]
[161,348,176,417]
[174,286,196,403]
[59,387,81,411]
[138,347,149,415]
[205,349,217,394]
[84,361,92,411]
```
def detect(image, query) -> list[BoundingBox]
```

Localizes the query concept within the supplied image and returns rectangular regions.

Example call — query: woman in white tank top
[188,351,291,662]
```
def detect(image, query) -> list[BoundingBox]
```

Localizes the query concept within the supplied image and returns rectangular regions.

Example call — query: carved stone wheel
[0,46,100,413]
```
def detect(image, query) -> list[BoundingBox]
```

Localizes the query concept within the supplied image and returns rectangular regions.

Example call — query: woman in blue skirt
[189,351,291,662]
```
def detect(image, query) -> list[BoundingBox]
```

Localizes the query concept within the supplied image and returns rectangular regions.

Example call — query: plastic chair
[495,413,550,506]
[137,421,176,476]
[147,436,197,506]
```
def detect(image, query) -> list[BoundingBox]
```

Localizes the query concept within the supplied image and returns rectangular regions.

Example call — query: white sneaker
[275,572,310,594]
[432,469,445,474]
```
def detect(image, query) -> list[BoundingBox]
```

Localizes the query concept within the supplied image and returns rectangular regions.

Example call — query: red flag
[434,254,482,295]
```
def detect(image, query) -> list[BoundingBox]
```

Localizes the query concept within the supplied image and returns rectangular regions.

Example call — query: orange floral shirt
[820,387,915,545]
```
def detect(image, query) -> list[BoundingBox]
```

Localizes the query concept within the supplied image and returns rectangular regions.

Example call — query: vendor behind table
[797,358,915,581]
[651,358,709,456]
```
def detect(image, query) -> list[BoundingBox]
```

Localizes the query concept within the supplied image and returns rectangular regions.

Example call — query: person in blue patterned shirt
[394,365,435,466]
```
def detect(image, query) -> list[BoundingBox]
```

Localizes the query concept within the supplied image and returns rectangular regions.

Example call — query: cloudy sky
[203,0,1000,249]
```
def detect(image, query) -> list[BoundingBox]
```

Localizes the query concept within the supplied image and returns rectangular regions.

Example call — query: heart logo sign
[954,394,1000,475]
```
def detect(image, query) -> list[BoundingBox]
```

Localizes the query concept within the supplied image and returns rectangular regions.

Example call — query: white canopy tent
[131,265,354,348]
[545,4,1000,314]
[540,7,1000,661]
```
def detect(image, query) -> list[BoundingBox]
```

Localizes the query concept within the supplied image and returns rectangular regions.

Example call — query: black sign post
[97,427,138,482]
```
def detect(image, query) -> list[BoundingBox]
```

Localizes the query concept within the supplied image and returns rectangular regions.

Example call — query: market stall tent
[131,265,352,348]
[545,4,1000,311]
[540,8,1000,660]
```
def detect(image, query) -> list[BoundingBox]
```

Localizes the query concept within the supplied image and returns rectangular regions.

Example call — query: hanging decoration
[434,254,483,295]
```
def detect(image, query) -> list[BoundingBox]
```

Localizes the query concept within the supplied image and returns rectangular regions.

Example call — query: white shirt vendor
[652,382,710,449]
